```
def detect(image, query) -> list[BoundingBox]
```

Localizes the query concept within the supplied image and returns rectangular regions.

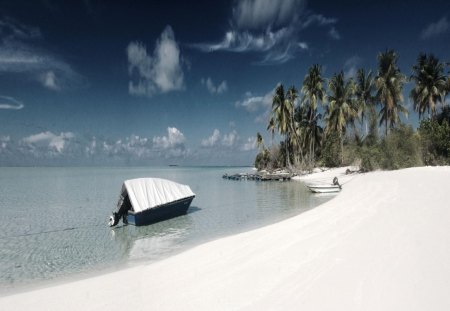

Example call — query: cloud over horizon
[200,128,240,149]
[21,131,75,155]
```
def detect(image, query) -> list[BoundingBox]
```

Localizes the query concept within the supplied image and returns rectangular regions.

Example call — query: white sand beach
[2,166,450,310]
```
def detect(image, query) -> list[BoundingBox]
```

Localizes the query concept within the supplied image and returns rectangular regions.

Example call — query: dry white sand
[2,166,450,310]
[292,165,359,186]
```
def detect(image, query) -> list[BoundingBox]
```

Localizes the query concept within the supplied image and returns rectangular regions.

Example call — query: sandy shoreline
[2,166,450,310]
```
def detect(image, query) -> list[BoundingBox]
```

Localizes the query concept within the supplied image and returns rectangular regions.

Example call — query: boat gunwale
[127,195,196,215]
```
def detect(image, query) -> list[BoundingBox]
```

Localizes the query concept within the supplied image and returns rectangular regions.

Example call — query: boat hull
[307,185,341,193]
[127,196,195,226]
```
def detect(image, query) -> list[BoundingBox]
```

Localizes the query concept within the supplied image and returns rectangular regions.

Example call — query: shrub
[380,124,422,170]
[254,149,271,170]
[319,131,341,167]
[358,144,383,172]
[418,118,450,165]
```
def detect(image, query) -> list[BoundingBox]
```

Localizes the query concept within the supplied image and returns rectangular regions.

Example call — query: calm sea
[0,166,333,293]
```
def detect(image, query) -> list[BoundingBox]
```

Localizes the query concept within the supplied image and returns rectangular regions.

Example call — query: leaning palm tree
[325,72,357,164]
[301,64,325,165]
[266,117,275,147]
[355,68,375,135]
[410,53,447,119]
[256,132,264,151]
[375,50,408,136]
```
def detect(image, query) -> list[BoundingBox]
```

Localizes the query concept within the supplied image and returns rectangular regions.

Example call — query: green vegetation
[418,108,450,165]
[254,50,450,171]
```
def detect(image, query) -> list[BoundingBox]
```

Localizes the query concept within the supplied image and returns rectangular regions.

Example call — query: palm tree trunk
[285,135,290,168]
[385,116,388,137]
[340,131,344,165]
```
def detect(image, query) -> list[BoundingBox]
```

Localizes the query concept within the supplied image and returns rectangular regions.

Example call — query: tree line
[255,50,450,171]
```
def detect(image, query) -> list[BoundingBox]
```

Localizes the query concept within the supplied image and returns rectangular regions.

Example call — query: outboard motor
[333,176,342,189]
[108,190,131,227]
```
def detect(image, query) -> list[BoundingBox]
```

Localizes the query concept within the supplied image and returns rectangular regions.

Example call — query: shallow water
[0,167,333,292]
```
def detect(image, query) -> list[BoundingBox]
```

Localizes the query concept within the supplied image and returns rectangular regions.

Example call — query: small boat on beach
[108,178,195,227]
[306,177,342,193]
[306,184,341,193]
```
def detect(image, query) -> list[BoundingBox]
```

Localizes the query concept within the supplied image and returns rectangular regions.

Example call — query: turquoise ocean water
[0,167,333,293]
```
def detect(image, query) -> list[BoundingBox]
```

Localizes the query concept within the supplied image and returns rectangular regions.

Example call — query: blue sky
[0,0,449,166]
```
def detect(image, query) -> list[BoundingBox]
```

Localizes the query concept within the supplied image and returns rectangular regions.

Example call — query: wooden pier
[222,171,292,181]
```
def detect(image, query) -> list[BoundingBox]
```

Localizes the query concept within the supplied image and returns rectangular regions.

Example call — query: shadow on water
[187,205,201,214]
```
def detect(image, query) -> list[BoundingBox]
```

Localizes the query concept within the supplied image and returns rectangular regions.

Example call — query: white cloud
[0,16,41,41]
[22,131,75,154]
[153,127,186,150]
[329,27,341,40]
[39,71,60,90]
[343,55,363,79]
[0,17,83,90]
[241,136,257,151]
[1,128,259,165]
[298,42,308,49]
[302,14,337,28]
[235,87,275,112]
[235,86,279,123]
[194,28,289,53]
[201,129,221,147]
[420,16,450,39]
[201,77,228,94]
[98,130,189,161]
[190,0,337,65]
[232,0,305,30]
[103,135,152,158]
[85,136,97,156]
[0,95,24,110]
[0,135,10,151]
[127,26,185,97]
[222,130,239,147]
[200,129,240,149]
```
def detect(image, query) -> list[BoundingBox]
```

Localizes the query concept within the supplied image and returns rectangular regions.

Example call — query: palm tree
[375,50,408,136]
[325,72,357,164]
[286,86,301,165]
[410,53,447,119]
[355,68,375,135]
[447,73,450,102]
[300,64,325,164]
[294,105,309,161]
[266,117,275,147]
[272,84,295,167]
[256,132,264,151]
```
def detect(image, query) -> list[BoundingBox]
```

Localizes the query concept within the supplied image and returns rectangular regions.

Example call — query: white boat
[109,178,195,227]
[306,184,341,193]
